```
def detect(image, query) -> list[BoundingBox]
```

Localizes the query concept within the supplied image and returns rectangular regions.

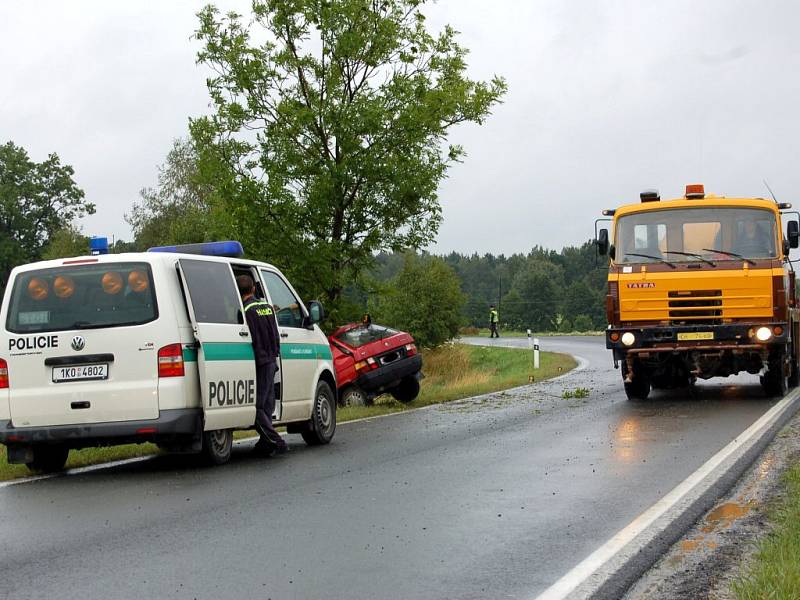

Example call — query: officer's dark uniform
[243,296,287,452]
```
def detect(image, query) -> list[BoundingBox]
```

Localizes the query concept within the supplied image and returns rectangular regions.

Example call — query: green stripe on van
[186,341,332,362]
[281,343,333,361]
[202,342,255,361]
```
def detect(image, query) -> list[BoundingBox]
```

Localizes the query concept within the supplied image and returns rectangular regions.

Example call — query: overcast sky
[2,0,799,256]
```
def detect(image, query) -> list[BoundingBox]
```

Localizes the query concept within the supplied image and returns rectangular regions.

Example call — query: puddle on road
[700,501,753,533]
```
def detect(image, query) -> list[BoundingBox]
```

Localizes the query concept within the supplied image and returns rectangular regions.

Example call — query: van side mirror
[597,229,609,256]
[308,301,325,325]
[788,221,799,249]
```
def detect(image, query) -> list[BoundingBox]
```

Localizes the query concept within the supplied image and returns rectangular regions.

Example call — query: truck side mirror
[788,221,799,249]
[597,229,609,256]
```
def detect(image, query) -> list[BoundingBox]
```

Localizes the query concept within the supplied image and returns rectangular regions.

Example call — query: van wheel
[202,429,233,465]
[302,380,336,446]
[391,376,420,403]
[340,385,368,407]
[26,445,69,473]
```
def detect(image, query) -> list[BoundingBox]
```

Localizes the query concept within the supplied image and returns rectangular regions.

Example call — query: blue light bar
[147,241,245,258]
[90,237,109,255]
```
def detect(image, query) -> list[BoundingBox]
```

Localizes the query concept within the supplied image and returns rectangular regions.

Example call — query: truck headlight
[621,332,636,346]
[755,327,773,342]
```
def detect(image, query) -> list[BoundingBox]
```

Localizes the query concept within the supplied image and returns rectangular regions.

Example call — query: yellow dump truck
[597,184,800,399]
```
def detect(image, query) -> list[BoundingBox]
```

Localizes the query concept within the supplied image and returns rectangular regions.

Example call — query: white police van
[0,241,337,472]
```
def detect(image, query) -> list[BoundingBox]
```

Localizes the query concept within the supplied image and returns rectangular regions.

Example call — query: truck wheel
[391,376,421,403]
[26,445,69,473]
[624,377,650,400]
[340,385,369,407]
[302,380,336,446]
[762,354,789,397]
[202,429,233,465]
[789,347,799,388]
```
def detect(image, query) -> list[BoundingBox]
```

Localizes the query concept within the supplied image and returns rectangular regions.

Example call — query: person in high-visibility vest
[489,304,500,338]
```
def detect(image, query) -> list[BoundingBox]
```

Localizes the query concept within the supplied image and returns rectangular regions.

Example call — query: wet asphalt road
[0,336,779,600]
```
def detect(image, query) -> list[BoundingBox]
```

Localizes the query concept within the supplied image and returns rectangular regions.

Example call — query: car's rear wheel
[391,376,420,403]
[302,380,336,446]
[340,385,369,407]
[26,444,69,473]
[202,429,233,465]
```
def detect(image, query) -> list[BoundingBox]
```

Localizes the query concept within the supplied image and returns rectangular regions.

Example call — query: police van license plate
[52,364,109,383]
[677,332,714,341]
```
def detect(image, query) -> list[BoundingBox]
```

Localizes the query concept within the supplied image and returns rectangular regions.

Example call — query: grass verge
[731,463,800,598]
[0,344,575,482]
[338,343,575,421]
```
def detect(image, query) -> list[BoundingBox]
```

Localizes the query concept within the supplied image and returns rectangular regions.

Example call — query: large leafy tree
[191,0,506,306]
[0,142,93,289]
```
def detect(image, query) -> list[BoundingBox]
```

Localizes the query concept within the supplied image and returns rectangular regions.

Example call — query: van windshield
[6,262,158,334]
[615,207,778,264]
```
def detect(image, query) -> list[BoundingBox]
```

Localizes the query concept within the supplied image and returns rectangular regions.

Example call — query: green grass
[0,344,575,481]
[732,463,800,599]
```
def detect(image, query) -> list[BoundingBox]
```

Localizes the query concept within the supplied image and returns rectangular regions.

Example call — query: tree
[370,253,464,348]
[127,138,215,250]
[42,224,89,260]
[190,0,506,307]
[0,141,93,289]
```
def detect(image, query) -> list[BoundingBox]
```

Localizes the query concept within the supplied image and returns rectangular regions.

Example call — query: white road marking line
[534,387,800,600]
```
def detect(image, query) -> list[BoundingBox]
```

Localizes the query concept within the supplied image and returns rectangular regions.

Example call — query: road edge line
[534,386,800,600]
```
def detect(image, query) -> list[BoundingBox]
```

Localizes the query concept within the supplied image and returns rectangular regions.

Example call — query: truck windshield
[5,262,158,334]
[615,207,778,264]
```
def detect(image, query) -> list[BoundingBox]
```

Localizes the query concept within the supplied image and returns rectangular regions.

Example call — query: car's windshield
[615,207,778,264]
[5,262,158,333]
[336,324,399,348]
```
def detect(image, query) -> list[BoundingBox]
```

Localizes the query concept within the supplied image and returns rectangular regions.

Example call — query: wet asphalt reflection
[0,336,777,600]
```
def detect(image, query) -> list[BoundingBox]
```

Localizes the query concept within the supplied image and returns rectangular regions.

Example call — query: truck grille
[668,290,722,325]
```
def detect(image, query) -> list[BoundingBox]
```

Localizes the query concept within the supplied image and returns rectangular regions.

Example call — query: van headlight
[755,327,773,342]
[621,332,636,346]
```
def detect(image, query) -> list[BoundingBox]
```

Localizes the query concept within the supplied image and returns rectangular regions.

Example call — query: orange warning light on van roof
[27,277,49,301]
[53,276,75,299]
[102,272,123,295]
[128,270,149,293]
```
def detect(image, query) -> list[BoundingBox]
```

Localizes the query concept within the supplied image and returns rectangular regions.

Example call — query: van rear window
[5,262,158,333]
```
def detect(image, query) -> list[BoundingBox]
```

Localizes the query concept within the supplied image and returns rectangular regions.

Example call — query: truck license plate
[677,332,714,341]
[52,364,109,383]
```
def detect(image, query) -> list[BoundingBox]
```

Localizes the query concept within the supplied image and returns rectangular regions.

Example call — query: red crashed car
[329,319,423,406]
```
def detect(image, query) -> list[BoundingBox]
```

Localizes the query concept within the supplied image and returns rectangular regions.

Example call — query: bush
[371,254,465,348]
[572,314,593,332]
[557,318,573,333]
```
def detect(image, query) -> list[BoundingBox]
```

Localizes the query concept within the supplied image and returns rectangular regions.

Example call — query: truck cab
[597,184,800,399]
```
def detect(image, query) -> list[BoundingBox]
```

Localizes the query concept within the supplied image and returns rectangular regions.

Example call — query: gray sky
[2,0,799,256]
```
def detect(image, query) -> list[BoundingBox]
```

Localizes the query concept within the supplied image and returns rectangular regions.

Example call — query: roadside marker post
[534,338,540,370]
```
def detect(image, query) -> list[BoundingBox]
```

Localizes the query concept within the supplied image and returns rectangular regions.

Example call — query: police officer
[489,304,499,338]
[237,275,289,456]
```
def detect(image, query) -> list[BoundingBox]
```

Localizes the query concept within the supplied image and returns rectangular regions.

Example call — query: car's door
[177,258,256,431]
[259,269,320,408]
